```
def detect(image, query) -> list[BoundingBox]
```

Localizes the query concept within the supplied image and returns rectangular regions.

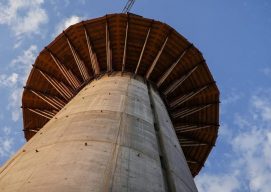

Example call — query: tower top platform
[22,13,219,176]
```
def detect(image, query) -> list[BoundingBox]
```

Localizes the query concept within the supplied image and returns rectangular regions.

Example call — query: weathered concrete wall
[0,72,197,192]
[149,86,198,192]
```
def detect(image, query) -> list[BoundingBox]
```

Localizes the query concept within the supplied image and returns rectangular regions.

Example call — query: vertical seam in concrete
[147,82,176,192]
[101,77,130,191]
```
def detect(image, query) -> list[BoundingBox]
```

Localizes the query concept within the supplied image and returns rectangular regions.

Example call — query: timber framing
[22,13,219,177]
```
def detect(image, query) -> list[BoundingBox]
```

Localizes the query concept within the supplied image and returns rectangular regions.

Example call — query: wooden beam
[27,88,65,110]
[171,103,214,119]
[157,44,193,87]
[23,129,39,133]
[187,160,200,164]
[64,32,90,81]
[135,22,152,74]
[106,19,112,72]
[145,34,169,79]
[179,135,213,147]
[179,138,210,147]
[35,67,73,100]
[175,124,218,133]
[46,48,80,89]
[163,61,204,96]
[83,23,100,75]
[122,20,129,72]
[169,83,214,109]
[27,108,55,120]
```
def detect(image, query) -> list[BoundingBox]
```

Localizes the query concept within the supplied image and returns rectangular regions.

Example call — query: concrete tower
[0,14,219,192]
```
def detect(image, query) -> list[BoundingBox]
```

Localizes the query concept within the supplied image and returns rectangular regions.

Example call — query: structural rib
[27,108,55,120]
[23,129,39,133]
[163,61,204,96]
[175,123,218,133]
[135,24,152,74]
[179,138,209,147]
[46,49,80,89]
[145,35,169,79]
[64,33,90,81]
[169,84,212,109]
[83,25,100,75]
[29,89,64,110]
[106,20,112,72]
[157,44,193,87]
[122,20,129,72]
[171,103,214,119]
[35,67,73,100]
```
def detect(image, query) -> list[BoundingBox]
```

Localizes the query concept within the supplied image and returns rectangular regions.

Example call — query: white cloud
[197,90,271,192]
[8,88,23,122]
[0,0,48,38]
[0,137,14,157]
[0,73,18,87]
[196,173,240,192]
[0,127,15,158]
[3,127,12,136]
[261,67,271,76]
[221,90,243,114]
[251,95,271,122]
[11,44,38,82]
[54,15,82,36]
[3,45,38,122]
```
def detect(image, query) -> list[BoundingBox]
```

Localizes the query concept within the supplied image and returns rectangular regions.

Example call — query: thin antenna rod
[122,0,135,13]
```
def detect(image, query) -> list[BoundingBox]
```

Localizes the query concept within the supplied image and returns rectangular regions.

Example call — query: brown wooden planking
[22,13,219,177]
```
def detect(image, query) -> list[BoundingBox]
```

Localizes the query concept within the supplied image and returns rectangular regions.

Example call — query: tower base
[0,72,197,192]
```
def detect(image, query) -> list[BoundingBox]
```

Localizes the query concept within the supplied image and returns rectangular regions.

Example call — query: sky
[0,0,271,191]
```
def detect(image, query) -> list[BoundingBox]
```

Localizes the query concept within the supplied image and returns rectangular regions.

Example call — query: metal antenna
[122,0,135,13]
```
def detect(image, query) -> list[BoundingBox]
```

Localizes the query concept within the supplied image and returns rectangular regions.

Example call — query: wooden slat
[171,103,214,119]
[169,84,212,109]
[157,44,193,87]
[35,67,73,100]
[106,19,112,72]
[145,35,169,79]
[175,124,218,133]
[135,23,152,74]
[29,89,63,110]
[64,32,90,81]
[163,61,204,96]
[27,108,54,119]
[46,48,80,89]
[122,20,129,72]
[83,24,100,75]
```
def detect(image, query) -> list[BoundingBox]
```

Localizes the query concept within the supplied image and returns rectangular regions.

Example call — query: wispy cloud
[0,0,48,39]
[11,45,37,81]
[54,15,82,36]
[4,45,38,122]
[0,127,14,158]
[221,90,243,114]
[0,73,18,87]
[196,90,271,192]
[261,67,271,77]
[196,173,240,192]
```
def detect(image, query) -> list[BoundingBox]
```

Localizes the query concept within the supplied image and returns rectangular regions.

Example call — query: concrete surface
[0,72,197,192]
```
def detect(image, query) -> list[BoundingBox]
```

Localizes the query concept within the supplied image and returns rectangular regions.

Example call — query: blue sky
[0,0,271,191]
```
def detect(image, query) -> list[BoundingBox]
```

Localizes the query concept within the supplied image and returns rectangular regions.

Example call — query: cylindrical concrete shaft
[0,73,197,192]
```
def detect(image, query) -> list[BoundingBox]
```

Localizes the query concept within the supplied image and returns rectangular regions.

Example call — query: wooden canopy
[22,13,219,177]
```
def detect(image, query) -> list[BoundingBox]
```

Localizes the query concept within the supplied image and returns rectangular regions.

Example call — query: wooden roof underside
[22,13,220,177]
